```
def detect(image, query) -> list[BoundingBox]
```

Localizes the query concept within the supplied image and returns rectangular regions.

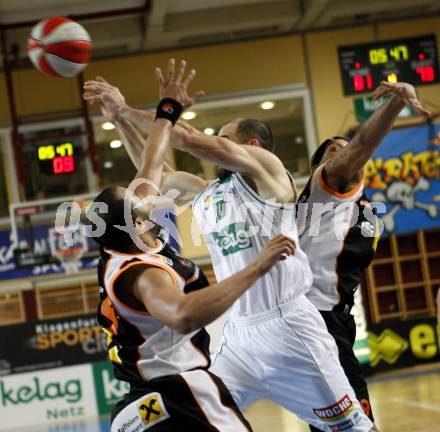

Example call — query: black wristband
[155,98,183,125]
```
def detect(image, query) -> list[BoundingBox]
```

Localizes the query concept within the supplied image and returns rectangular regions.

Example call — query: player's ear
[248,138,260,147]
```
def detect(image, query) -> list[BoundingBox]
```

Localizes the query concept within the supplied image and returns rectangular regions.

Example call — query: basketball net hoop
[49,225,88,274]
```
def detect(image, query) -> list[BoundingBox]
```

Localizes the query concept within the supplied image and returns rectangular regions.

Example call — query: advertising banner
[0,314,107,376]
[364,123,440,235]
[0,225,98,281]
[92,361,130,417]
[366,316,440,374]
[0,364,97,430]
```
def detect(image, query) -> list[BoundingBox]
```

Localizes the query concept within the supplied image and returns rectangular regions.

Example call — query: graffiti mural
[364,123,440,234]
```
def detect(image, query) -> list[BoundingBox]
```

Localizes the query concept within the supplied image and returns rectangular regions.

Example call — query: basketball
[27,17,92,78]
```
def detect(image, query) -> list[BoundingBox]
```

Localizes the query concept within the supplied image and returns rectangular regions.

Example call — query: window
[20,123,90,201]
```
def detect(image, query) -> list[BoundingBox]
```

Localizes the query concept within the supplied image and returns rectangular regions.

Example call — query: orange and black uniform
[97,240,252,432]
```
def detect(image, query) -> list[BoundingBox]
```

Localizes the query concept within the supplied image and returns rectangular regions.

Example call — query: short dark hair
[235,118,275,152]
[88,186,134,252]
[310,136,348,168]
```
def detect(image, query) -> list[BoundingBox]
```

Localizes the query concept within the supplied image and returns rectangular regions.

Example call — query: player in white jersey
[84,62,375,431]
[297,81,430,432]
[85,59,297,432]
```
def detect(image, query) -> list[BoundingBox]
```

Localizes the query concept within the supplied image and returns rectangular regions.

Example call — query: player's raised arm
[83,63,209,201]
[323,81,430,191]
[132,234,296,334]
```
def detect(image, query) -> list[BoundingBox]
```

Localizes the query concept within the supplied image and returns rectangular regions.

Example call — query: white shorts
[210,295,373,432]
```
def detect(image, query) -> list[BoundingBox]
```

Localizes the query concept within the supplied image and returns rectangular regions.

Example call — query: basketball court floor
[26,366,440,432]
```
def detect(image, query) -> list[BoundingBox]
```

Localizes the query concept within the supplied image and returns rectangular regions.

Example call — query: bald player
[89,59,297,432]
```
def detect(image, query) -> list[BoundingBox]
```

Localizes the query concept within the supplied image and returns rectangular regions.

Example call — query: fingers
[191,89,206,102]
[267,234,297,256]
[182,68,196,87]
[155,67,164,85]
[378,80,396,88]
[175,60,187,83]
[83,81,111,94]
[95,76,109,84]
[406,97,431,117]
[372,84,389,100]
[83,94,103,103]
[166,58,175,83]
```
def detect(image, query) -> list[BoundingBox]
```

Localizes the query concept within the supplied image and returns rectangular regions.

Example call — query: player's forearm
[177,263,264,333]
[354,95,405,155]
[135,118,172,195]
[119,105,155,135]
[114,117,145,170]
[328,95,405,182]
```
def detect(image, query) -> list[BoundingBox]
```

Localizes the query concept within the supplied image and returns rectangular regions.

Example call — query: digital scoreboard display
[338,35,439,95]
[38,142,75,175]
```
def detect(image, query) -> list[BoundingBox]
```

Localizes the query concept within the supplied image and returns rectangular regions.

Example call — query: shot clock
[338,35,439,95]
[37,142,75,175]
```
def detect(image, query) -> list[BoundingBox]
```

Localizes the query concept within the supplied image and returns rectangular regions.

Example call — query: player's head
[310,136,349,171]
[88,186,159,253]
[216,118,274,179]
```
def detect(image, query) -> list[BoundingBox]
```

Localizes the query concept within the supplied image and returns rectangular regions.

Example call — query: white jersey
[98,240,211,382]
[192,173,313,317]
[297,164,375,311]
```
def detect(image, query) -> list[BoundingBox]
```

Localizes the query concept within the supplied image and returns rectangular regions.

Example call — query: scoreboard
[38,142,75,175]
[338,35,439,95]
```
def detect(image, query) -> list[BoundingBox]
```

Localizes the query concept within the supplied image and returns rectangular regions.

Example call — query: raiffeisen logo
[0,377,82,406]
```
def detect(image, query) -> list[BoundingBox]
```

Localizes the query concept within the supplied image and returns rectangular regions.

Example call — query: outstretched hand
[372,81,431,117]
[83,76,127,122]
[155,58,205,108]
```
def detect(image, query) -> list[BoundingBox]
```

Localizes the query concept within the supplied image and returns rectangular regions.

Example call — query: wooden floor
[244,365,440,432]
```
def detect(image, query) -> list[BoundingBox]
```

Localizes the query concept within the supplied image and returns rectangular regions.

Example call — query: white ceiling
[1,0,440,61]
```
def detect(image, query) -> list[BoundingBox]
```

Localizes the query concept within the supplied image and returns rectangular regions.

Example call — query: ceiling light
[102,122,115,131]
[103,161,113,169]
[110,140,122,149]
[204,128,215,135]
[182,111,197,120]
[260,101,275,110]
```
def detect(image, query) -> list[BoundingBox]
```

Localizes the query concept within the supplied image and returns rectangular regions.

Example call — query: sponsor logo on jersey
[330,419,354,432]
[313,395,354,421]
[179,258,192,268]
[213,190,226,222]
[137,392,170,429]
[360,221,375,237]
[227,185,238,195]
[203,195,212,211]
[152,254,173,266]
[211,222,253,256]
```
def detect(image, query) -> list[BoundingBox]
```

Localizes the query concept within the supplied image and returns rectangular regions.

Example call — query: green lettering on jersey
[213,190,226,222]
[211,222,253,256]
